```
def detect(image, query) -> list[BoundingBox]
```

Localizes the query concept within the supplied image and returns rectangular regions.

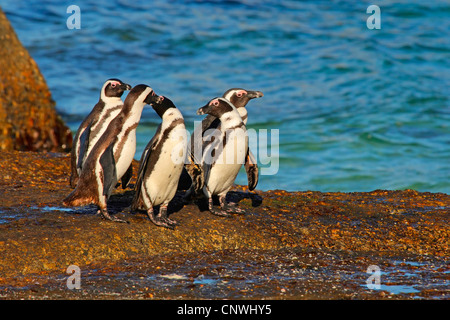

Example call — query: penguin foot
[209,208,232,217]
[159,206,179,227]
[146,208,176,230]
[164,217,179,226]
[224,202,246,215]
[100,208,129,223]
[149,216,176,229]
[208,198,231,217]
[219,197,245,215]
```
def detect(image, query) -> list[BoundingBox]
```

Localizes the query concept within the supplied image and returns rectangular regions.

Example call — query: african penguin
[131,96,187,229]
[195,97,248,216]
[222,88,264,126]
[70,78,131,188]
[183,88,263,196]
[63,84,161,222]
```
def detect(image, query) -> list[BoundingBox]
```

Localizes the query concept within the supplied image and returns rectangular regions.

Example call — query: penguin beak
[196,104,210,115]
[247,90,264,99]
[152,95,164,105]
[122,83,132,91]
[144,92,163,105]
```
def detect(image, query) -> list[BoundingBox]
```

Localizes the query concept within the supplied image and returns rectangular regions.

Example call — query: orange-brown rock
[0,8,72,152]
[0,150,448,299]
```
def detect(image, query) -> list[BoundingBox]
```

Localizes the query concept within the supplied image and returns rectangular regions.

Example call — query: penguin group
[63,79,264,229]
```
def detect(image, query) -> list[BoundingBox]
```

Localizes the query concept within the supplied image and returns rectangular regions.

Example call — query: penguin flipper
[132,125,161,210]
[244,148,259,191]
[186,128,205,193]
[201,114,221,133]
[100,142,118,198]
[121,164,133,189]
[187,116,221,193]
[77,122,92,170]
[136,124,161,186]
[202,160,212,193]
[189,115,221,166]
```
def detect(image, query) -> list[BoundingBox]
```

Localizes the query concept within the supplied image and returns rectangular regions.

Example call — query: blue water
[2,0,449,193]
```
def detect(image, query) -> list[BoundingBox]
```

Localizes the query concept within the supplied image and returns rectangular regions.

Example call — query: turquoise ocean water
[2,0,449,193]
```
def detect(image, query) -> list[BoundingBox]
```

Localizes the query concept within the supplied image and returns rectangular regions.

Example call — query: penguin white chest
[144,125,187,206]
[205,129,248,196]
[115,129,136,180]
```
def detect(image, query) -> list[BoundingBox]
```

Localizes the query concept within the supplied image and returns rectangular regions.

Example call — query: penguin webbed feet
[146,206,178,230]
[207,197,245,217]
[219,196,246,215]
[98,208,129,223]
[222,201,246,215]
[208,206,231,217]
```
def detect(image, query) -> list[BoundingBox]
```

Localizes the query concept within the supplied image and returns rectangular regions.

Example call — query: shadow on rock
[190,190,263,213]
[227,191,263,207]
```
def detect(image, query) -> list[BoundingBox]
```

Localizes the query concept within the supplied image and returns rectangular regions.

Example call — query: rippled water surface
[2,0,449,192]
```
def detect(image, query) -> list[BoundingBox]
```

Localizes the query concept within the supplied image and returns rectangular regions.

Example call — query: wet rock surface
[0,150,448,299]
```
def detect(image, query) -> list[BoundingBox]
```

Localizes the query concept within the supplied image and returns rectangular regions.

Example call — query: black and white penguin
[222,88,264,127]
[184,88,263,195]
[70,78,131,188]
[131,96,187,229]
[63,84,161,222]
[195,97,248,216]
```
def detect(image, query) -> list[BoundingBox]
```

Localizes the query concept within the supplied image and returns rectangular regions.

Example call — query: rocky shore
[0,4,447,301]
[0,9,72,153]
[0,150,448,299]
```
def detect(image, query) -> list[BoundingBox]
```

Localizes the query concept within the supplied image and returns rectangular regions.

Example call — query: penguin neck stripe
[114,122,139,160]
[102,95,122,105]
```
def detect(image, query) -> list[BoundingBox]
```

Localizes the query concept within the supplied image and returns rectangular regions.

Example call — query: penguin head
[123,84,160,112]
[102,78,132,100]
[197,98,234,118]
[222,88,264,108]
[143,90,163,106]
[149,96,177,118]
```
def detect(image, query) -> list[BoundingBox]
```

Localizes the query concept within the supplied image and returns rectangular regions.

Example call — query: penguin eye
[236,90,247,98]
[210,99,220,107]
[111,83,116,88]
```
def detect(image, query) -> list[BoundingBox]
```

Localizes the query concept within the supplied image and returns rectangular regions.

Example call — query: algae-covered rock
[0,150,449,277]
[0,8,72,152]
[0,150,449,299]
